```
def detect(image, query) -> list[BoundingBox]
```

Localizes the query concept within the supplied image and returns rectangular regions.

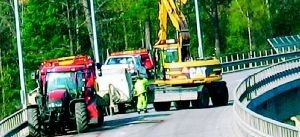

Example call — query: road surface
[60,68,263,137]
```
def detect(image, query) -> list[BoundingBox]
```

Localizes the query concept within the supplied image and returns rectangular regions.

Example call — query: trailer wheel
[210,81,229,107]
[174,101,190,109]
[192,87,209,108]
[75,102,89,133]
[153,102,171,111]
[118,103,126,114]
[97,107,104,126]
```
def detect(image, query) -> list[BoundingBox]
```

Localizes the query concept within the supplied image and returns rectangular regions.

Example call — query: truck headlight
[47,101,62,108]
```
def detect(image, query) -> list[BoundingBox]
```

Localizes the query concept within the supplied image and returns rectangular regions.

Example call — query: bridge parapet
[233,57,300,137]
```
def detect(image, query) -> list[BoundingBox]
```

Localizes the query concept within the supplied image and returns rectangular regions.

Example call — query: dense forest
[0,0,299,119]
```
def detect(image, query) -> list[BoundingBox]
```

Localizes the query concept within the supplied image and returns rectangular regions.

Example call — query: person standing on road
[134,74,149,114]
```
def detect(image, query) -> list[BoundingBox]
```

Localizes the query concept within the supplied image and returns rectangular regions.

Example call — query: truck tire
[153,102,171,111]
[210,81,229,107]
[219,82,229,106]
[191,87,209,108]
[28,107,42,137]
[75,102,89,133]
[174,101,190,109]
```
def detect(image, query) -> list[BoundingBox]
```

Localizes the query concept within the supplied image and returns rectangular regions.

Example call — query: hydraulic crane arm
[156,0,190,45]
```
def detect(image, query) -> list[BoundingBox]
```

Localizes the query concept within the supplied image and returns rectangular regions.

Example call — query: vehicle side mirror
[81,78,86,91]
[31,71,37,80]
[96,63,102,70]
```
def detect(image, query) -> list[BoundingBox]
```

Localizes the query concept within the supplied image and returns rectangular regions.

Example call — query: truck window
[135,56,142,66]
[164,49,178,63]
[107,58,118,64]
[76,71,84,91]
[46,72,77,93]
[106,57,134,65]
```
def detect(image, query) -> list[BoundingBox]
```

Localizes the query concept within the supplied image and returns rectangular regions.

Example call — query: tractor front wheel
[28,107,42,137]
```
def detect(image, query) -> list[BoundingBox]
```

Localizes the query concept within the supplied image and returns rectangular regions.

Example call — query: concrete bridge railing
[233,57,300,137]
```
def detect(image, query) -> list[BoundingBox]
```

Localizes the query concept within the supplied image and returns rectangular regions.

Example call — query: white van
[102,55,148,79]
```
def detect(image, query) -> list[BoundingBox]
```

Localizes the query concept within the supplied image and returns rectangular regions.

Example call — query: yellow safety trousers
[134,78,149,110]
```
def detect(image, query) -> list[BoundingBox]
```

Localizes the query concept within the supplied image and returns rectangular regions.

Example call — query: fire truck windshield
[46,72,78,93]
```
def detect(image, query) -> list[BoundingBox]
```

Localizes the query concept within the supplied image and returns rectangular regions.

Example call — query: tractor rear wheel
[75,102,89,133]
[28,107,42,137]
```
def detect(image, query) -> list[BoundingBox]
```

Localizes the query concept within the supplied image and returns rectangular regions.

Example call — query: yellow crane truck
[149,0,228,111]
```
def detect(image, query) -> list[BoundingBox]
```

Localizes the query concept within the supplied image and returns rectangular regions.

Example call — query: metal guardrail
[233,57,300,137]
[1,48,299,137]
[220,46,300,73]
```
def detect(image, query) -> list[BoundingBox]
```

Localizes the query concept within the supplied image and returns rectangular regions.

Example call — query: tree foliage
[0,0,299,119]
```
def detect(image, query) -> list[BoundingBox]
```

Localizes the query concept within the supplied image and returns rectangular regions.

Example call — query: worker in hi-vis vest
[134,74,149,114]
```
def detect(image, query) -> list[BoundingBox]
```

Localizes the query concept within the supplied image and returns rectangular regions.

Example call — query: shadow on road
[88,113,170,132]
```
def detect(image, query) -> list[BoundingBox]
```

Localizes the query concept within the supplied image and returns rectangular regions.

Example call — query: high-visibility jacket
[134,78,149,96]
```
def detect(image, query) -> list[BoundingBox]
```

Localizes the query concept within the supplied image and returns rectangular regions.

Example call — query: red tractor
[27,55,104,136]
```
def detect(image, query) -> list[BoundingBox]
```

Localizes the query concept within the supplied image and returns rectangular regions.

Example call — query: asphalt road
[60,68,263,137]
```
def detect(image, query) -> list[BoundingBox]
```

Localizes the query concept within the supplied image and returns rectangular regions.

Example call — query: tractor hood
[47,89,66,101]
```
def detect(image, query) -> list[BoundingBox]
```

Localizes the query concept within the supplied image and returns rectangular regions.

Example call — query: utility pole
[14,0,26,108]
[247,11,253,54]
[90,0,101,74]
[0,48,5,117]
[195,0,204,59]
[212,0,221,57]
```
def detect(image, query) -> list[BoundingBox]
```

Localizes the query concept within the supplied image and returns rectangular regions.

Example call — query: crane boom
[157,0,190,45]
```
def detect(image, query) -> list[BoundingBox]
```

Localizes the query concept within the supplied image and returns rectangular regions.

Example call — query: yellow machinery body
[150,0,228,111]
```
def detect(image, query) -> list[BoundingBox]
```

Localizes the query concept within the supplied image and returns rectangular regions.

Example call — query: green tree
[226,0,271,53]
[0,0,22,119]
[269,0,300,36]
